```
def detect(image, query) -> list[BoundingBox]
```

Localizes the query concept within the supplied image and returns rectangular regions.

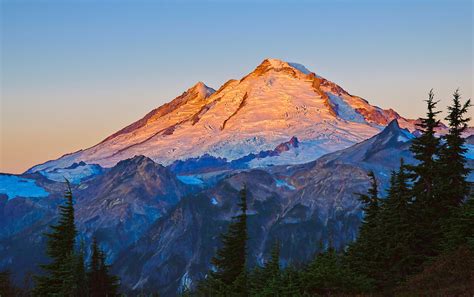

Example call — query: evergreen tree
[278,267,302,297]
[410,89,442,195]
[265,241,281,281]
[88,237,120,297]
[34,180,78,296]
[438,90,471,212]
[198,187,249,296]
[302,247,373,295]
[249,241,281,296]
[358,171,381,227]
[73,241,88,297]
[378,160,416,288]
[408,89,443,262]
[442,194,474,252]
[100,250,120,296]
[346,171,382,282]
[88,237,102,296]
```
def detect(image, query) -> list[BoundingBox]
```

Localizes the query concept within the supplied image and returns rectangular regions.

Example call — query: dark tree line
[346,89,473,294]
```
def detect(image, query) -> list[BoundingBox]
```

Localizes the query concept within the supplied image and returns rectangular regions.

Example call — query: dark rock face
[75,155,191,259]
[168,154,230,175]
[115,169,293,294]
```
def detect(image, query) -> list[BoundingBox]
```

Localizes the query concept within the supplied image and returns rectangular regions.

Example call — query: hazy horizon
[1,0,473,173]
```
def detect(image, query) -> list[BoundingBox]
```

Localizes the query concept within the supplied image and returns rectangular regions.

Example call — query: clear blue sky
[1,0,473,173]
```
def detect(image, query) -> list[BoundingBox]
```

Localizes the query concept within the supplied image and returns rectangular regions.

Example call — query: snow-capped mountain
[29,58,415,173]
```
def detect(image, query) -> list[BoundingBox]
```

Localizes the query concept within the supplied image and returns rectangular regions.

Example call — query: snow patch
[397,135,409,142]
[288,62,312,74]
[179,271,192,293]
[402,130,414,138]
[0,175,49,200]
[327,94,365,123]
[177,175,204,185]
[275,179,296,190]
[39,163,102,184]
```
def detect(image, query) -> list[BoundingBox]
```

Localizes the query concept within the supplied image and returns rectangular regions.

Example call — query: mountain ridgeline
[1,60,473,296]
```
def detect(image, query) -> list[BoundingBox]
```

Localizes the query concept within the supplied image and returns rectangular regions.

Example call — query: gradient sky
[1,0,473,174]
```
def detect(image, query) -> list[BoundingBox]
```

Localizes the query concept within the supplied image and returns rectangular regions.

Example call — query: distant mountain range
[1,59,473,296]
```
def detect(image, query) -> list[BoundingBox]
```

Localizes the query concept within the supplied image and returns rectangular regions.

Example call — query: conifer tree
[278,267,301,297]
[198,187,248,296]
[212,188,248,285]
[303,247,373,295]
[88,237,119,297]
[346,171,382,281]
[442,194,474,252]
[88,237,102,296]
[378,160,416,288]
[410,89,442,193]
[438,90,471,212]
[265,241,281,281]
[408,89,443,262]
[249,241,281,296]
[34,180,78,296]
[74,241,88,297]
[358,171,380,229]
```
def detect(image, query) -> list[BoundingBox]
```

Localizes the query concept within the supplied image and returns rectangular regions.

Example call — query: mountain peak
[253,58,313,77]
[386,119,401,131]
[376,119,414,144]
[265,58,290,68]
[116,155,156,168]
[188,81,215,97]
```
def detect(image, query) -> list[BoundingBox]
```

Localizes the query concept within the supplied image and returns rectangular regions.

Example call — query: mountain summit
[29,58,415,172]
